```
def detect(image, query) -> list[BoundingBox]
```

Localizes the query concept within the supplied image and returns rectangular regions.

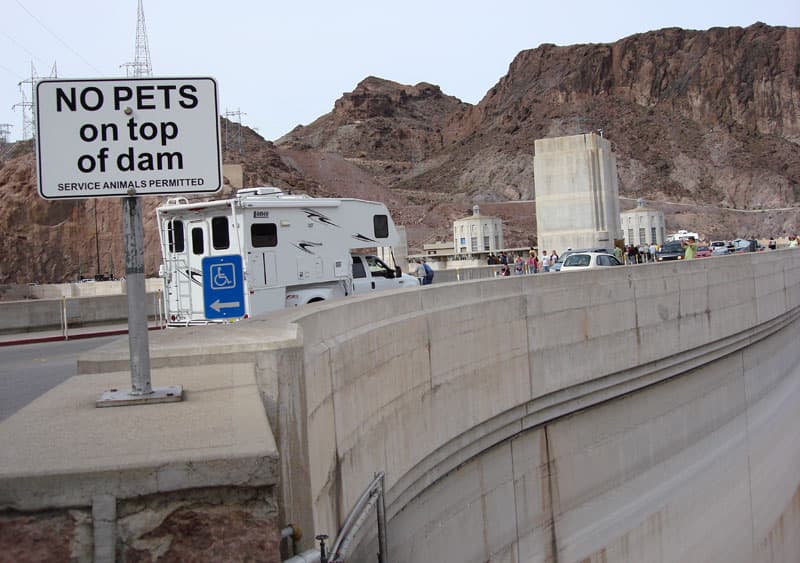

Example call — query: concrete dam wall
[2,249,799,561]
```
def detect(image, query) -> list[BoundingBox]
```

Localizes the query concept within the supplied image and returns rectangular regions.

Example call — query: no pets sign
[35,77,222,199]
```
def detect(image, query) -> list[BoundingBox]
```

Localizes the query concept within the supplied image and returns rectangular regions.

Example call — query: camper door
[185,220,208,318]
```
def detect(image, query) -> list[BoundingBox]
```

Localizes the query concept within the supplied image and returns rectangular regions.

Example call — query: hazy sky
[1,0,798,143]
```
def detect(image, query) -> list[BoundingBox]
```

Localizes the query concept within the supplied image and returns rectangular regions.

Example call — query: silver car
[560,252,622,270]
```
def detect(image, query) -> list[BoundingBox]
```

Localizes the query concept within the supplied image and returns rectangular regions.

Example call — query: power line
[14,0,104,75]
[0,62,25,80]
[1,30,48,66]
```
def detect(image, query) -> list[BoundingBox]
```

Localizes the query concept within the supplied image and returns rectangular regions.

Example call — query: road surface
[0,335,123,422]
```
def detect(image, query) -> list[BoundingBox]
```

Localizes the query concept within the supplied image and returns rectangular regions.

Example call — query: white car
[560,252,622,270]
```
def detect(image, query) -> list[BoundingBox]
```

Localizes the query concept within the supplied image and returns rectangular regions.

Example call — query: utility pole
[94,200,101,277]
[222,108,246,154]
[13,62,57,140]
[121,0,153,77]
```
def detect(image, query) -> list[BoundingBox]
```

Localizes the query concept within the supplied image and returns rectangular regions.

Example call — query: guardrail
[0,290,164,335]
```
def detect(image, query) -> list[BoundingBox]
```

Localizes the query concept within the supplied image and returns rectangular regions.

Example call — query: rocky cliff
[0,22,798,284]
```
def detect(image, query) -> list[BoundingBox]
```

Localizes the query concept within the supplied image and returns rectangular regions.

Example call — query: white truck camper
[156,187,419,325]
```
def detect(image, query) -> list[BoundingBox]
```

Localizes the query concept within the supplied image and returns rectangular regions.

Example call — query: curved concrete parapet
[4,250,799,561]
[275,250,800,561]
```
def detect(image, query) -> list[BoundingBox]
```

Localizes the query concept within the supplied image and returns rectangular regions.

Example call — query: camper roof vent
[238,187,284,197]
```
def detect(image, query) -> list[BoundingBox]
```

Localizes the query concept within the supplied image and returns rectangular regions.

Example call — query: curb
[0,326,164,347]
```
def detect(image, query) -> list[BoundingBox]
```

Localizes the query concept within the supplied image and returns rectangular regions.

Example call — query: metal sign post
[96,193,182,407]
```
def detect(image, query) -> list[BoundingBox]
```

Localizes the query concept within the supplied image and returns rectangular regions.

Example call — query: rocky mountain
[0,22,797,284]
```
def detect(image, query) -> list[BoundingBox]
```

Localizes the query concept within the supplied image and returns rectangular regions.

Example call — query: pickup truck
[351,254,420,293]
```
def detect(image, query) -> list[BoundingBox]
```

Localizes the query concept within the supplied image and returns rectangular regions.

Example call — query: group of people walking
[490,250,559,276]
[624,243,660,264]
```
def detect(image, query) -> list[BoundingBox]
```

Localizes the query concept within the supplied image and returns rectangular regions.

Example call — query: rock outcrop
[0,23,798,284]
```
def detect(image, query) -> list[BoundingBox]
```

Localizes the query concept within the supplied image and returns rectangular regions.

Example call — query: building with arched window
[620,199,665,247]
[453,205,503,256]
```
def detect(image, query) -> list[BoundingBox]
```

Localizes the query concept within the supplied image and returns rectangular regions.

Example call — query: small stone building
[620,199,666,247]
[453,205,504,257]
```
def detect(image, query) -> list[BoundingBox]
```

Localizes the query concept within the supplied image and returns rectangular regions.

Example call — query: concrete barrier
[0,290,163,334]
[2,250,800,561]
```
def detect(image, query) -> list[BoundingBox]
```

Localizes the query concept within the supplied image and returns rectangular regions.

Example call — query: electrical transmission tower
[0,124,11,144]
[121,0,153,77]
[223,108,247,155]
[12,62,58,140]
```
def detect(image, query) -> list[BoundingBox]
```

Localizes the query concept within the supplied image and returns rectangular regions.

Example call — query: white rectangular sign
[35,77,222,199]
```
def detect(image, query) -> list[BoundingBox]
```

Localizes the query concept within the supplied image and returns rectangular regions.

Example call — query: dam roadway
[1,249,799,562]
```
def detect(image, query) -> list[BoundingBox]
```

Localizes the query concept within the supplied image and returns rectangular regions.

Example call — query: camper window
[251,223,277,247]
[212,217,230,250]
[373,215,389,238]
[191,228,204,255]
[167,220,185,253]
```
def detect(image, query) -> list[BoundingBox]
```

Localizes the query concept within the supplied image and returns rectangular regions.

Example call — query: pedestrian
[789,236,799,248]
[527,251,538,274]
[768,237,777,250]
[414,259,427,283]
[682,236,698,259]
[550,250,558,265]
[614,245,623,263]
[514,255,525,275]
[541,251,551,272]
[422,258,434,285]
[500,252,508,266]
[499,264,511,276]
[648,242,658,262]
[626,245,635,265]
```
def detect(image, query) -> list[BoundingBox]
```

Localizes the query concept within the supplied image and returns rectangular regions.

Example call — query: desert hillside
[0,22,798,284]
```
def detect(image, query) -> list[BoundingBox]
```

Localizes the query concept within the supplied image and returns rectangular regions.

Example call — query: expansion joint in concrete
[740,350,757,561]
[543,426,559,563]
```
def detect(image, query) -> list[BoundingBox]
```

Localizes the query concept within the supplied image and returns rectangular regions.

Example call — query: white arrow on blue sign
[202,255,245,319]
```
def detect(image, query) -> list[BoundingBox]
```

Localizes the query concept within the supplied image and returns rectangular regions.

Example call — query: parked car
[696,245,712,258]
[560,252,622,270]
[711,245,730,256]
[552,247,609,272]
[732,239,759,253]
[656,240,685,261]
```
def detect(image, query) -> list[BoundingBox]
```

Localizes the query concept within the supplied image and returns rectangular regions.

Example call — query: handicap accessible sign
[202,255,245,319]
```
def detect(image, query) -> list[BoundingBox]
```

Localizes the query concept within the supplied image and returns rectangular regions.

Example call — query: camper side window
[191,228,204,255]
[251,223,277,247]
[211,217,230,250]
[373,214,389,239]
[167,220,185,253]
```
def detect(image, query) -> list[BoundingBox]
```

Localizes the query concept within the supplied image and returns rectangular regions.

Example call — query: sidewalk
[0,322,165,347]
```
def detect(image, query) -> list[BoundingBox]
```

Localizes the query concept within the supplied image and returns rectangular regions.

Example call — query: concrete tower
[533,132,622,254]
